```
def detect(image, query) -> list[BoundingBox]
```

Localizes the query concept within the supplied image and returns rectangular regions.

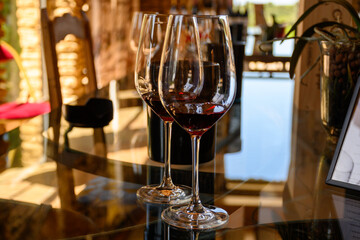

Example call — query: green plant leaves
[289,21,358,78]
[284,0,360,79]
[285,0,360,41]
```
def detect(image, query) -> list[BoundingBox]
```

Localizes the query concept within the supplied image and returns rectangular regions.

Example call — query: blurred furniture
[40,8,109,210]
[41,8,108,156]
[0,118,33,135]
[41,8,97,109]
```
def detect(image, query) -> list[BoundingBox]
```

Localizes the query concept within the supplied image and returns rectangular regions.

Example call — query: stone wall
[13,0,44,167]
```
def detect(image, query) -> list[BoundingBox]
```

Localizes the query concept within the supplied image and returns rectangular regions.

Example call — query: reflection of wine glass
[129,11,159,53]
[159,15,236,229]
[129,12,145,53]
[134,13,192,205]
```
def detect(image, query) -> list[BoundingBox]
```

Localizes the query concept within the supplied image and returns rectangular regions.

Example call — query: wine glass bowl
[163,61,224,134]
[159,15,236,229]
[134,13,192,205]
[129,11,157,53]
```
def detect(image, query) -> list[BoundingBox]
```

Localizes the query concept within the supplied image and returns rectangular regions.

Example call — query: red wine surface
[169,102,226,135]
[142,92,173,122]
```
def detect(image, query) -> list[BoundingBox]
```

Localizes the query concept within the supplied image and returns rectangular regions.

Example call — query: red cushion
[0,102,51,119]
[0,45,14,62]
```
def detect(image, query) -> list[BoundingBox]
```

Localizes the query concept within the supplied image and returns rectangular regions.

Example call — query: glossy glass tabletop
[0,74,358,239]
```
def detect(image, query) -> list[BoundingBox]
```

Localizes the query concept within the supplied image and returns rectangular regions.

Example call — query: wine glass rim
[143,13,228,19]
[143,13,170,18]
[176,14,228,19]
[133,11,159,15]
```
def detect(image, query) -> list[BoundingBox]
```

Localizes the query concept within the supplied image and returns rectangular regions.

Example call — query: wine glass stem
[159,120,175,189]
[189,135,205,212]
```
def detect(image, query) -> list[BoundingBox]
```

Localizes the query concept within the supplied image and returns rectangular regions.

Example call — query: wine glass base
[161,204,229,230]
[137,184,192,205]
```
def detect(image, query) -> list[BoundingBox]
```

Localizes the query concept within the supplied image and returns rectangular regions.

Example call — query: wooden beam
[288,0,357,217]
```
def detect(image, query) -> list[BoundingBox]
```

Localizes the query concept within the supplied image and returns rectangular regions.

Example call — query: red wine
[142,92,173,122]
[169,103,226,136]
[143,91,198,122]
[147,106,216,165]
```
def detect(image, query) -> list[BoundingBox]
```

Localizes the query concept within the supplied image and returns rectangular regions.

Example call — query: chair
[41,7,113,153]
[41,8,112,210]
[41,8,97,110]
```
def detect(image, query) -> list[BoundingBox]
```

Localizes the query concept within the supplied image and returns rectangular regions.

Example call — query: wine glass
[129,11,156,53]
[129,11,156,73]
[159,15,236,229]
[134,13,192,205]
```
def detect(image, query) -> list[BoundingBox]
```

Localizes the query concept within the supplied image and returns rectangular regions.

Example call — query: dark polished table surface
[0,73,359,239]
